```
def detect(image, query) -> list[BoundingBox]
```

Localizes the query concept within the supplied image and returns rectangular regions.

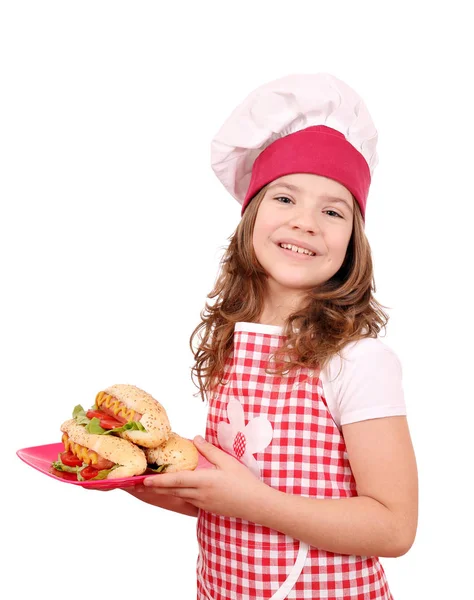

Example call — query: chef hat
[210,73,379,220]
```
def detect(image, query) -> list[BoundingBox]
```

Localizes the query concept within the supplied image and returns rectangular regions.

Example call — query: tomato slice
[80,466,100,480]
[60,451,83,467]
[86,409,106,420]
[86,409,123,430]
[51,468,78,481]
[99,417,123,430]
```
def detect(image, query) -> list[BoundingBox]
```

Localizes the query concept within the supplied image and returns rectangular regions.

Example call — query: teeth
[280,243,315,256]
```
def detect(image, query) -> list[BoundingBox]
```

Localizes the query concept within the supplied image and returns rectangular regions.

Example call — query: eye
[274,196,293,204]
[324,210,343,218]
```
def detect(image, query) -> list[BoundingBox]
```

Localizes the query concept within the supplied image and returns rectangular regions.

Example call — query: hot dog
[87,384,171,449]
[52,419,147,480]
[145,432,199,473]
[52,384,196,480]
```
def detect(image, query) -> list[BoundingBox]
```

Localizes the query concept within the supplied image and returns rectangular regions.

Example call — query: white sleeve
[320,337,407,429]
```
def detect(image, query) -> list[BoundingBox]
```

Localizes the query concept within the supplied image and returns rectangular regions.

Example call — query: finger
[193,435,233,467]
[143,472,198,488]
[144,486,198,500]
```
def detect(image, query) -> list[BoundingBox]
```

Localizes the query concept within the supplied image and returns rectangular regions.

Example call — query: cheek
[329,231,352,262]
[336,225,352,249]
[252,232,267,261]
[338,239,351,256]
[253,215,274,248]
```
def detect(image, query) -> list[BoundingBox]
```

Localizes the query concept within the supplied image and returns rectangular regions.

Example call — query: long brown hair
[189,184,389,402]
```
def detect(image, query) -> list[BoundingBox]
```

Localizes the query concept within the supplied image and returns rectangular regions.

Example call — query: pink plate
[17,441,213,491]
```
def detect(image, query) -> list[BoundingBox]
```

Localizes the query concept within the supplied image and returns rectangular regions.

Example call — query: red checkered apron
[196,323,393,599]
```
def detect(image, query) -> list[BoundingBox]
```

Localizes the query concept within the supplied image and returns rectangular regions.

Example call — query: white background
[1,1,473,598]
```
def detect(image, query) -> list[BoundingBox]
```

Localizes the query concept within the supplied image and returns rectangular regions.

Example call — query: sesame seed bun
[102,384,171,448]
[144,432,199,472]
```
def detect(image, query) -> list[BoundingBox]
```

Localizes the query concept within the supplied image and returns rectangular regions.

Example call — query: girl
[127,73,418,599]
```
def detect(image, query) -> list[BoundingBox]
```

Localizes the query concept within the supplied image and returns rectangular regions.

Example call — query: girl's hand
[122,485,199,517]
[143,436,271,520]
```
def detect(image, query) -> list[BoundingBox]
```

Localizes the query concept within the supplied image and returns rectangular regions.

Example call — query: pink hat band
[241,125,372,219]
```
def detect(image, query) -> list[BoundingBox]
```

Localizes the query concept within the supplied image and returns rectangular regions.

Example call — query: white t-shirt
[238,323,407,431]
[320,336,407,430]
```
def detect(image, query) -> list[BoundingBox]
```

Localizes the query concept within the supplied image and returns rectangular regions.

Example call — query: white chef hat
[210,73,379,220]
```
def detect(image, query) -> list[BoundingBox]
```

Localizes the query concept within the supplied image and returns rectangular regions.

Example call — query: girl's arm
[143,417,418,557]
[122,486,199,517]
[247,415,418,557]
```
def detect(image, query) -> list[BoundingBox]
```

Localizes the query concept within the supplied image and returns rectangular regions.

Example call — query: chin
[268,274,324,291]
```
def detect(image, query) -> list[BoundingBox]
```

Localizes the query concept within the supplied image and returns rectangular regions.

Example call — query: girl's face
[252,173,354,311]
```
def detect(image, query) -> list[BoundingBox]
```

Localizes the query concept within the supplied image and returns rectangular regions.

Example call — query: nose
[288,207,322,235]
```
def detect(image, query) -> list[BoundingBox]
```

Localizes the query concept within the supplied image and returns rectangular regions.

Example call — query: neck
[258,314,286,327]
[258,295,306,327]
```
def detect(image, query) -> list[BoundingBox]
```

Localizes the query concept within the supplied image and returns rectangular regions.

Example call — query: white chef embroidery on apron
[217,398,273,479]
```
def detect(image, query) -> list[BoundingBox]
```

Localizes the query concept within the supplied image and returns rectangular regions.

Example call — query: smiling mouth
[278,243,316,258]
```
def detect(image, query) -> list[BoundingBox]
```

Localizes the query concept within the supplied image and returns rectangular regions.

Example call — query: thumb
[193,435,229,467]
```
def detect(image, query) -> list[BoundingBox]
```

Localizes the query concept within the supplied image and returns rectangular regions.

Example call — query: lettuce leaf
[103,421,146,435]
[52,454,84,474]
[146,463,170,474]
[73,404,90,426]
[85,417,106,434]
[72,404,147,435]
[85,418,146,436]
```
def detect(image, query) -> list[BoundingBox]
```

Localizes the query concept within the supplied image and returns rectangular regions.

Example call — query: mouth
[277,242,317,258]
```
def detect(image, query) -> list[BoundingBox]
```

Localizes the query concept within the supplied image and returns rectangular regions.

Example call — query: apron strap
[269,541,310,600]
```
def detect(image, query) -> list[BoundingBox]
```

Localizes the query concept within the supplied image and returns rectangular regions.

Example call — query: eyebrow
[267,181,353,212]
